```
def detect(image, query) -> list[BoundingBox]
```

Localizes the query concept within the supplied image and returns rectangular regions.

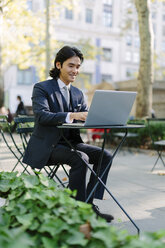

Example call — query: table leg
[59,128,140,235]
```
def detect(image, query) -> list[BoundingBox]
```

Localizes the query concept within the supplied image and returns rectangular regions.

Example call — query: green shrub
[148,122,165,142]
[109,120,165,149]
[0,172,165,248]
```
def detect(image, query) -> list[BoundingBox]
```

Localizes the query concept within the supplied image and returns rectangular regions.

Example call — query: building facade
[4,0,165,113]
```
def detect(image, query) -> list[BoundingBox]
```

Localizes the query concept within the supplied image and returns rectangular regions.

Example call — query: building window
[163,14,165,21]
[65,8,73,20]
[103,0,112,5]
[133,52,139,63]
[85,8,93,23]
[162,26,165,36]
[126,68,135,78]
[126,68,132,77]
[162,41,165,52]
[102,48,112,61]
[153,23,156,34]
[17,68,33,85]
[134,21,139,32]
[134,37,140,48]
[152,12,156,19]
[126,35,132,46]
[103,3,112,27]
[125,51,132,62]
[27,0,32,10]
[101,74,113,82]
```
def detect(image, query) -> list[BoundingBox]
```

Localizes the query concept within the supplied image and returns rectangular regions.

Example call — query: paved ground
[0,134,165,235]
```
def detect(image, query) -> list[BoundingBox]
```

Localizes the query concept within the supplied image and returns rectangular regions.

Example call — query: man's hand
[70,112,88,122]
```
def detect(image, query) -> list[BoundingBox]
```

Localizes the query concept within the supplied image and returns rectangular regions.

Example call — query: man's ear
[56,62,61,70]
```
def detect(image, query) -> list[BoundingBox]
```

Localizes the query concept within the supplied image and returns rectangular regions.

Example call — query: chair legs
[33,164,69,188]
[151,148,165,171]
[47,164,69,187]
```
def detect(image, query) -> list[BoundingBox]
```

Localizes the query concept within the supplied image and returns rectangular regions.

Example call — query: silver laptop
[63,90,137,127]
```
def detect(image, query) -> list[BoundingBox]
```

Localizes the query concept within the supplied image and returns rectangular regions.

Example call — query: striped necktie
[63,85,70,107]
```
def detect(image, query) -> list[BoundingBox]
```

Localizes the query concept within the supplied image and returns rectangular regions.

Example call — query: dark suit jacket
[23,79,88,169]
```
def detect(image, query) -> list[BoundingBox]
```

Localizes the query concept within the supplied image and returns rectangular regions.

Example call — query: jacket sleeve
[32,83,67,126]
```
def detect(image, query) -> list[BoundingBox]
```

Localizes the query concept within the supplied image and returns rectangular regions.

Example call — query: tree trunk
[45,0,50,78]
[134,0,153,118]
[0,14,4,107]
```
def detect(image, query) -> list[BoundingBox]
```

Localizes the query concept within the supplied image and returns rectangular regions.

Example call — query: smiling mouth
[70,75,76,78]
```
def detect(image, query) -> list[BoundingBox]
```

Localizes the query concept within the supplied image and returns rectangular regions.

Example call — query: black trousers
[49,142,112,202]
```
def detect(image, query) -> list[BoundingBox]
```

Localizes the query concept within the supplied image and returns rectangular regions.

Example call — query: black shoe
[92,204,114,223]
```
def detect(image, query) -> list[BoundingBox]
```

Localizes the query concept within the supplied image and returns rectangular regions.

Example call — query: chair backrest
[0,114,33,174]
[0,114,10,131]
[14,116,35,150]
[14,116,35,134]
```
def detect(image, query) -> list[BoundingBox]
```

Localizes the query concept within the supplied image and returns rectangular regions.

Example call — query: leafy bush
[0,172,165,247]
[110,120,165,149]
[148,122,165,142]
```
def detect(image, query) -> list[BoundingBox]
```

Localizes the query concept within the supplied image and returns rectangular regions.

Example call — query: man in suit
[23,46,114,222]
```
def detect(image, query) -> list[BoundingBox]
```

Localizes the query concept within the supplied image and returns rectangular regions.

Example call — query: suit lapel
[70,85,78,111]
[51,79,64,112]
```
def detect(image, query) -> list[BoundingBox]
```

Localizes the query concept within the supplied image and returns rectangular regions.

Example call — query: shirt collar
[57,78,71,90]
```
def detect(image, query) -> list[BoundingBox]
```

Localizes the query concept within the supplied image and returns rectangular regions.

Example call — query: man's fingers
[70,112,88,121]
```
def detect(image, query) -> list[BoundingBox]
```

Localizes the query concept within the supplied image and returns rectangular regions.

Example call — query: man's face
[56,56,81,85]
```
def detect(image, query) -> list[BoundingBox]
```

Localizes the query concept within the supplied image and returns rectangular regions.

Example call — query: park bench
[147,118,165,171]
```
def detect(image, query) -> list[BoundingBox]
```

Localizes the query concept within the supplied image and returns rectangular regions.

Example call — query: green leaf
[39,218,69,236]
[16,203,28,215]
[10,177,24,190]
[0,171,18,180]
[8,187,25,200]
[66,229,88,246]
[0,179,11,192]
[92,228,114,247]
[42,237,58,248]
[16,213,35,227]
[0,208,10,226]
[38,173,50,187]
[21,174,39,188]
[0,227,35,248]
[29,219,40,231]
[89,215,107,229]
[77,201,91,209]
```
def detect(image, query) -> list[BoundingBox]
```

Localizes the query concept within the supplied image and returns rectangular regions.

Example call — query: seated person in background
[0,106,13,123]
[15,95,27,116]
[0,106,7,115]
[7,108,13,123]
[151,109,156,119]
[11,96,27,132]
[23,46,114,222]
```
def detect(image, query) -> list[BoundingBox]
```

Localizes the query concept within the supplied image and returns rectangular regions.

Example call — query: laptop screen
[84,90,137,126]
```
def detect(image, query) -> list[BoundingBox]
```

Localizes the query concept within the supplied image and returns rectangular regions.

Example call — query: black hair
[17,95,22,101]
[49,46,84,79]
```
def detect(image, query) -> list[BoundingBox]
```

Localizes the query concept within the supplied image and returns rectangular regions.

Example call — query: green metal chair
[0,114,31,174]
[147,118,165,171]
[14,116,69,187]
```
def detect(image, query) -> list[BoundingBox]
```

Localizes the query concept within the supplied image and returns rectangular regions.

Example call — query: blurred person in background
[15,95,27,116]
